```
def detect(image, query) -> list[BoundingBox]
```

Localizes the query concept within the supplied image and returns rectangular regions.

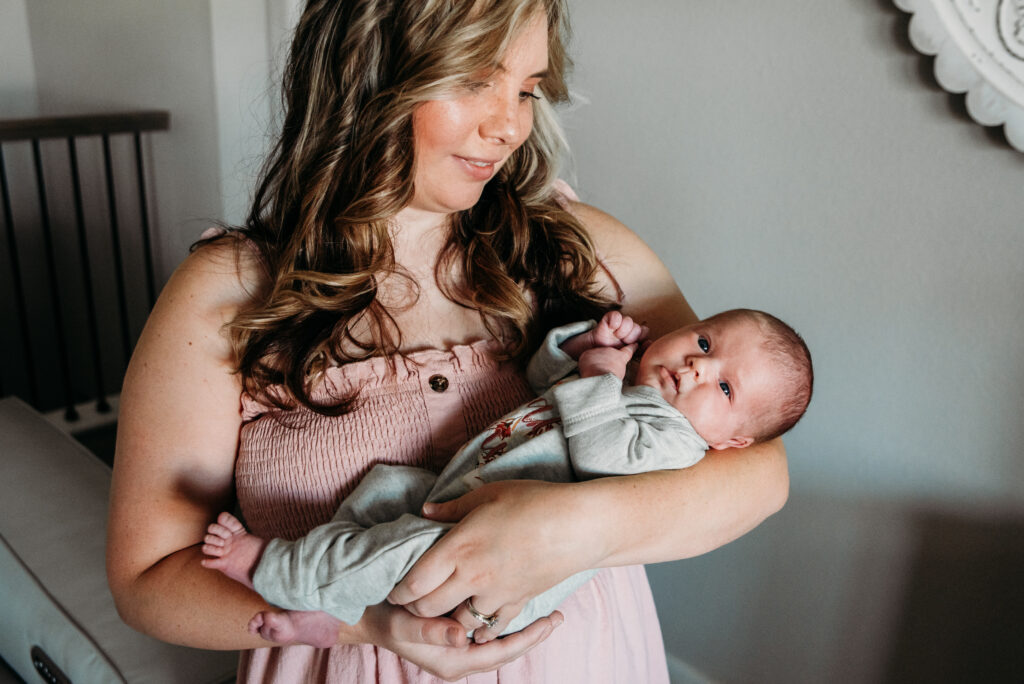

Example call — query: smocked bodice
[235,341,533,541]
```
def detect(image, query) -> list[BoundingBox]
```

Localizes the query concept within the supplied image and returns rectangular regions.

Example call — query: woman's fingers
[387,554,457,609]
[450,597,497,634]
[389,488,493,608]
[395,481,596,620]
[399,569,475,618]
[364,602,562,680]
[395,533,501,616]
[402,615,467,649]
[420,487,488,523]
[374,603,467,648]
[434,612,563,679]
[451,597,528,644]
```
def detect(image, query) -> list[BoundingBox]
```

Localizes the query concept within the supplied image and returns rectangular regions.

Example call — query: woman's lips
[456,155,501,181]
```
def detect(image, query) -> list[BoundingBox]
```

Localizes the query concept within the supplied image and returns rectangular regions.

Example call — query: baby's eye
[697,336,710,353]
[719,381,731,398]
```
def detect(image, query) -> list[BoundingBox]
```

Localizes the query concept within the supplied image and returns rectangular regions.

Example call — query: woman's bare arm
[389,202,788,619]
[106,242,278,649]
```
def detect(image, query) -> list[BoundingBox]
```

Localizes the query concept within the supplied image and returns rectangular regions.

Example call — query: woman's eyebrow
[494,63,549,79]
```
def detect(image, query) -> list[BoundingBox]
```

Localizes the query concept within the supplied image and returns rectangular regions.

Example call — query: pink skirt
[238,565,669,683]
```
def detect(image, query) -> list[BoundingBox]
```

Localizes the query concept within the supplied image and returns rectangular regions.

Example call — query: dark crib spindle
[133,132,157,309]
[101,134,133,367]
[0,147,39,406]
[32,139,79,423]
[68,137,110,414]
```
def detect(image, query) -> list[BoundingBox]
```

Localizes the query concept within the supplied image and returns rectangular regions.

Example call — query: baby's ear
[709,436,754,451]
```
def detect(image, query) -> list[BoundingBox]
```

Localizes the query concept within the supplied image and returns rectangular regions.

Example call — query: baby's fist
[578,343,637,380]
[593,311,648,349]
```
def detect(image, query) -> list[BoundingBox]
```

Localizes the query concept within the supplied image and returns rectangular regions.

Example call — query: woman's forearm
[114,544,384,650]
[113,545,280,650]
[578,438,789,567]
[390,440,788,621]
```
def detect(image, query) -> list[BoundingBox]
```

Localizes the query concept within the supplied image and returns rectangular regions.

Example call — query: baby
[202,308,812,647]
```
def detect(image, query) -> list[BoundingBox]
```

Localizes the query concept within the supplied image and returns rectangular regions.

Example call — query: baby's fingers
[618,320,647,345]
[600,310,623,329]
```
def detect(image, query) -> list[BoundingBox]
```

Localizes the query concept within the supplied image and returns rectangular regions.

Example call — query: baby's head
[635,309,812,450]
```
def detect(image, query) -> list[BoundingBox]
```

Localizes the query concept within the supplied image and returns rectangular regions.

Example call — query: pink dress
[234,340,670,683]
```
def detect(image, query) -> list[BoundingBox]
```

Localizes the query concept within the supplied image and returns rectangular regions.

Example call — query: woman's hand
[387,480,599,635]
[358,602,562,681]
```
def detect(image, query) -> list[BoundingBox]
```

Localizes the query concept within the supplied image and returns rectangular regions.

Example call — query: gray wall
[566,0,1024,504]
[564,1,1024,681]
[0,0,37,117]
[21,0,224,270]
[3,0,297,277]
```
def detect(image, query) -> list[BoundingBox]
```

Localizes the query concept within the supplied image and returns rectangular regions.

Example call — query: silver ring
[465,599,498,629]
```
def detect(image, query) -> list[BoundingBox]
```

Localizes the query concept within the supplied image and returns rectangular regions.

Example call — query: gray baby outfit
[252,320,708,635]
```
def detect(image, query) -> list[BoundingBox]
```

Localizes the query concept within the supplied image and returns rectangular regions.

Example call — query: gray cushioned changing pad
[0,397,238,683]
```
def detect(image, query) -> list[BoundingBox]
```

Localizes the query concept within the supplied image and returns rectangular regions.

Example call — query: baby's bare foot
[249,610,341,648]
[200,512,267,590]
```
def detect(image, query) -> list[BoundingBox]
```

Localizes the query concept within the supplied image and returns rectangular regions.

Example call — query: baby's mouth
[662,367,680,393]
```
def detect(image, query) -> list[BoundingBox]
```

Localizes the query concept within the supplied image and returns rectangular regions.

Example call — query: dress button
[428,374,449,392]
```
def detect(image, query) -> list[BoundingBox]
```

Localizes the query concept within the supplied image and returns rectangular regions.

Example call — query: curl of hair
[200,0,614,414]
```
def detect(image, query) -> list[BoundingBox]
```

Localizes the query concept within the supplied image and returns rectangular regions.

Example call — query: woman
[107,1,788,681]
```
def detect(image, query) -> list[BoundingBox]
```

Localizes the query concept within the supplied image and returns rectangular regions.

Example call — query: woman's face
[406,11,549,217]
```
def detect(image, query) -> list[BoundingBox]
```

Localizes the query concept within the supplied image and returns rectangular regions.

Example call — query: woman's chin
[403,190,486,218]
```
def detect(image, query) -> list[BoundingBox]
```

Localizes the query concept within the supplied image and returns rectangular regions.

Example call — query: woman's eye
[719,381,731,398]
[520,91,540,101]
[697,336,709,353]
[460,78,491,94]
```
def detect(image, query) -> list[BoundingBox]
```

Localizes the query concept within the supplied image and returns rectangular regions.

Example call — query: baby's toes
[203,533,228,549]
[217,511,245,533]
[248,613,265,635]
[200,555,223,570]
[206,523,233,540]
[258,613,293,643]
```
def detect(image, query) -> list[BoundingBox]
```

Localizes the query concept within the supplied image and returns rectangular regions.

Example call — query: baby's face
[635,316,775,450]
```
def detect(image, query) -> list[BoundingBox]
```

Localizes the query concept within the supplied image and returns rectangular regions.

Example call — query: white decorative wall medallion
[895,0,1024,151]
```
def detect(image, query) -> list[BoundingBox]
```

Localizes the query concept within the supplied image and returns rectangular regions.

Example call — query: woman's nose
[480,91,524,145]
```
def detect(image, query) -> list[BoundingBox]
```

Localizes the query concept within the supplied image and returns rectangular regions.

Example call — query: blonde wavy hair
[211,0,616,413]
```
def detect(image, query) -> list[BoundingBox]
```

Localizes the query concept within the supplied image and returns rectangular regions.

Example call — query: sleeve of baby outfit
[252,464,450,624]
[552,377,708,478]
[525,319,596,394]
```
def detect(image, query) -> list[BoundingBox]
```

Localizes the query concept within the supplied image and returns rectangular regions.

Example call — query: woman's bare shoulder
[120,235,265,409]
[568,201,698,334]
[167,235,266,317]
[567,201,638,253]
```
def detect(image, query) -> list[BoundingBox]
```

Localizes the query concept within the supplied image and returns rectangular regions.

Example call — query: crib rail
[0,110,169,427]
